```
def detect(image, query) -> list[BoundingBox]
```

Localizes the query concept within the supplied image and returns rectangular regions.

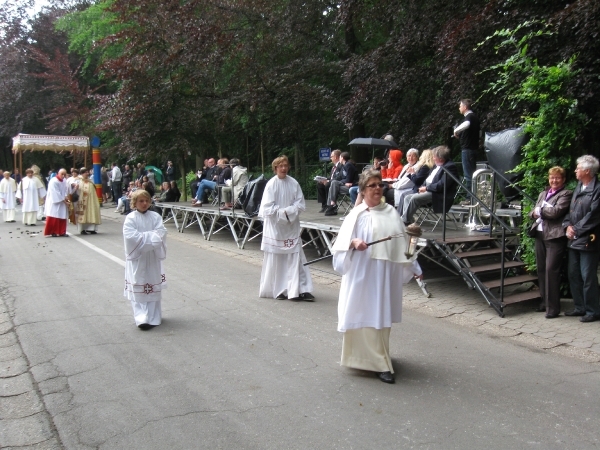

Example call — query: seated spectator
[192,157,219,206]
[221,158,249,209]
[396,149,434,216]
[155,182,172,202]
[384,148,419,205]
[190,167,205,199]
[381,149,404,205]
[400,145,458,224]
[324,152,359,216]
[317,149,344,212]
[170,181,181,202]
[381,149,404,181]
[116,181,138,214]
[142,181,155,198]
[217,158,232,185]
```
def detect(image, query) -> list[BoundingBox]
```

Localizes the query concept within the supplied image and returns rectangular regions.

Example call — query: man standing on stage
[44,168,69,237]
[258,155,314,302]
[453,99,480,198]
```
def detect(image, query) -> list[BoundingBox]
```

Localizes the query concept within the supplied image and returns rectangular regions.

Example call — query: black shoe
[580,315,599,323]
[324,205,338,216]
[535,306,546,312]
[545,313,559,319]
[80,230,88,235]
[88,231,97,234]
[377,371,395,384]
[276,293,287,300]
[564,309,586,317]
[319,205,327,213]
[51,234,58,237]
[298,292,315,302]
[138,323,153,330]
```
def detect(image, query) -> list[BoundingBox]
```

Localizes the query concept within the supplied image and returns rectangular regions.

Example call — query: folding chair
[415,204,461,232]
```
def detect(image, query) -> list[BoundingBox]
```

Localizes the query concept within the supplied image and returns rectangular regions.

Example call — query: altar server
[123,190,167,330]
[0,172,18,222]
[258,155,314,301]
[17,168,46,226]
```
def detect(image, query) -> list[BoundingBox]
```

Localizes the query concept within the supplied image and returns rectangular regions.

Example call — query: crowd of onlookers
[315,144,459,225]
[190,157,248,208]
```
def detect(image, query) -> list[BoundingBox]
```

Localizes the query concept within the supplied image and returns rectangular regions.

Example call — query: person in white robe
[31,165,46,220]
[123,190,167,330]
[44,169,69,236]
[74,168,101,234]
[258,155,314,301]
[332,169,422,384]
[0,172,18,222]
[17,168,47,226]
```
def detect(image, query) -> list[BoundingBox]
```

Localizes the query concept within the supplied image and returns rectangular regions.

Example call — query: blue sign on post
[319,148,331,162]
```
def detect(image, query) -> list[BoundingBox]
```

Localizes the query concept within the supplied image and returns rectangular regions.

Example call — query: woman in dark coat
[529,166,572,318]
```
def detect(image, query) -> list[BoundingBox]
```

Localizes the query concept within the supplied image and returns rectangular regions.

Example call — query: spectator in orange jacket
[381,149,404,204]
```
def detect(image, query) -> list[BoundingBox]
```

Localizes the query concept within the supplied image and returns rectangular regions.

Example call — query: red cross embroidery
[144,283,154,294]
[283,239,295,248]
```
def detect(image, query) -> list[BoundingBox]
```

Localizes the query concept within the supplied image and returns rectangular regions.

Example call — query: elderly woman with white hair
[563,155,600,322]
[395,149,434,217]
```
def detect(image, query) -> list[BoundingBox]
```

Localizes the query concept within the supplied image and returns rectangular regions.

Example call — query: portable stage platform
[154,198,537,317]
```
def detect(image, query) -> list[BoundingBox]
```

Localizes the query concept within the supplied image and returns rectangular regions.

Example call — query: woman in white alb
[332,169,422,384]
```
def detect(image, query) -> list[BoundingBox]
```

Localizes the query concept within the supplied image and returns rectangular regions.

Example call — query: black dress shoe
[276,293,287,300]
[298,292,315,302]
[324,205,338,216]
[580,315,599,323]
[318,206,327,213]
[138,323,152,330]
[545,313,559,319]
[564,309,586,317]
[51,234,58,237]
[88,231,97,234]
[535,306,546,312]
[377,371,395,384]
[80,230,88,235]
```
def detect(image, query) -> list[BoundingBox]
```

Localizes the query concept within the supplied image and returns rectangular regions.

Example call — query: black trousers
[535,233,567,316]
[317,181,330,206]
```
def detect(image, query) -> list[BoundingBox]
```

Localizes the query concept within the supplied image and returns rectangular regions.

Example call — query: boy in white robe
[0,172,18,222]
[17,168,47,225]
[332,169,422,384]
[258,155,314,301]
[123,190,167,330]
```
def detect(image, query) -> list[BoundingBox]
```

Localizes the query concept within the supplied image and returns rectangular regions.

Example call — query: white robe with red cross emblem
[123,209,167,304]
[258,175,313,299]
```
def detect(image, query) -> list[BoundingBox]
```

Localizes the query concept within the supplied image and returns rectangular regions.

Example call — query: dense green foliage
[479,22,586,269]
[1,0,599,182]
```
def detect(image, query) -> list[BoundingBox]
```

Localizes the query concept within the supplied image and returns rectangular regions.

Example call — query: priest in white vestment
[74,168,101,235]
[17,168,47,226]
[258,155,314,301]
[44,168,69,237]
[332,169,422,384]
[0,172,18,222]
[123,190,167,330]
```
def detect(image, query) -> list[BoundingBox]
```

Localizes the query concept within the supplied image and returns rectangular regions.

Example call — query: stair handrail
[440,166,514,309]
[484,163,536,204]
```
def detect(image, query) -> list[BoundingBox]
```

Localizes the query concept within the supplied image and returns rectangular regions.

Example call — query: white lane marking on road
[68,233,125,267]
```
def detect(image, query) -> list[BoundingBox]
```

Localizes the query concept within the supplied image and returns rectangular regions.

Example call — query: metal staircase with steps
[428,234,540,317]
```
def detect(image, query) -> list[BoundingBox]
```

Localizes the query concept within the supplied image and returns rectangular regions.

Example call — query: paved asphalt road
[1,215,599,449]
